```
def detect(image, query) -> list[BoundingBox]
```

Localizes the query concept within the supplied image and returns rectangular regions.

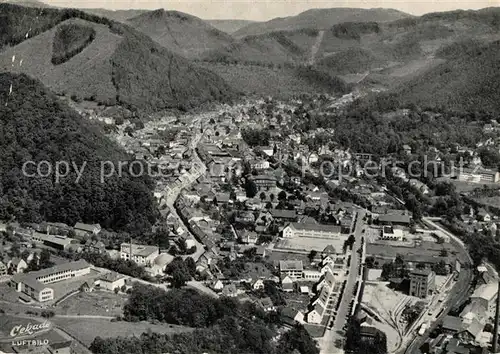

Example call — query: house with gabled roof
[221,283,238,297]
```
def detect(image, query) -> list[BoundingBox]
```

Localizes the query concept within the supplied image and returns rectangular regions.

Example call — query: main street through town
[163,116,209,263]
[319,209,366,354]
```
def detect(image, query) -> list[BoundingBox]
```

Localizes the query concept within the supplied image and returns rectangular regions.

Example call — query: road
[402,218,473,354]
[163,118,209,263]
[319,210,366,354]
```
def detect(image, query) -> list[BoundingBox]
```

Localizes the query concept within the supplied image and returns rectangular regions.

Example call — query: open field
[275,237,345,253]
[55,291,128,317]
[366,240,455,259]
[52,317,195,346]
[49,269,102,303]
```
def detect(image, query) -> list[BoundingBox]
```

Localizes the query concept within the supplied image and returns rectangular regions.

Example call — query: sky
[42,0,500,21]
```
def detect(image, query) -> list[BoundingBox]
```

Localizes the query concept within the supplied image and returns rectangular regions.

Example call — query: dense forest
[51,23,96,65]
[91,284,319,354]
[301,105,485,156]
[362,40,500,115]
[0,73,158,234]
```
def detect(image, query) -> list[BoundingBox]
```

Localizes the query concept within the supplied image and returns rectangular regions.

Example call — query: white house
[96,272,127,291]
[253,279,265,290]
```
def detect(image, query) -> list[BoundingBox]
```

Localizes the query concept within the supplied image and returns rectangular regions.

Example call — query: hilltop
[126,9,234,59]
[0,4,236,114]
[80,8,149,23]
[0,73,158,234]
[233,8,410,37]
[206,19,257,34]
[0,0,50,7]
[201,28,319,65]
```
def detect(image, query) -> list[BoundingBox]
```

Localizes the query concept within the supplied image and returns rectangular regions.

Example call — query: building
[281,275,294,292]
[458,168,500,183]
[282,223,342,239]
[279,260,304,281]
[250,159,270,170]
[253,279,265,290]
[307,269,341,324]
[380,226,404,241]
[377,211,411,226]
[250,175,277,190]
[457,167,500,184]
[10,260,91,302]
[73,223,101,237]
[96,272,127,291]
[470,282,498,315]
[409,269,435,299]
[120,243,159,266]
[269,209,297,223]
[221,283,238,297]
[281,308,304,326]
[7,258,27,274]
[0,260,7,276]
[259,297,275,312]
[302,270,322,282]
[31,233,75,251]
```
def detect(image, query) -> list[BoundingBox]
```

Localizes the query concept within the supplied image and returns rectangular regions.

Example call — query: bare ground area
[54,290,128,317]
[362,283,417,353]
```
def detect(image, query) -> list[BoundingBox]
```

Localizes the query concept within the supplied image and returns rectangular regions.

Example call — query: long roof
[12,259,91,291]
[287,222,341,233]
[471,283,498,302]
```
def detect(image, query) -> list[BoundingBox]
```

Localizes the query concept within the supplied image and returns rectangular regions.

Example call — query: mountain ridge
[233,7,411,37]
[126,9,234,59]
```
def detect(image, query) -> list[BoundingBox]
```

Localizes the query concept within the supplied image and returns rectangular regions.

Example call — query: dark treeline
[0,73,158,234]
[51,23,96,65]
[91,284,320,354]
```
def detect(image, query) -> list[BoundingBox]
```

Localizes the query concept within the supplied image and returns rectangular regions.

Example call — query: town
[1,92,500,354]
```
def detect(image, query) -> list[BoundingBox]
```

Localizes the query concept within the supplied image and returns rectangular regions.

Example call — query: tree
[308,250,317,262]
[260,192,266,201]
[184,257,196,278]
[170,267,191,288]
[165,257,194,288]
[39,249,53,269]
[278,191,287,201]
[245,180,258,198]
[277,324,319,354]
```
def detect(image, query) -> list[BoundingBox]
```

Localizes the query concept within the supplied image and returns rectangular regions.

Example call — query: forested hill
[0,73,158,234]
[0,4,237,114]
[359,39,500,115]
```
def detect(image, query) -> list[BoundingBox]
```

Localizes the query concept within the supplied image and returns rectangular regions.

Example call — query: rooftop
[120,243,159,257]
[279,260,304,272]
[471,282,498,302]
[287,222,341,234]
